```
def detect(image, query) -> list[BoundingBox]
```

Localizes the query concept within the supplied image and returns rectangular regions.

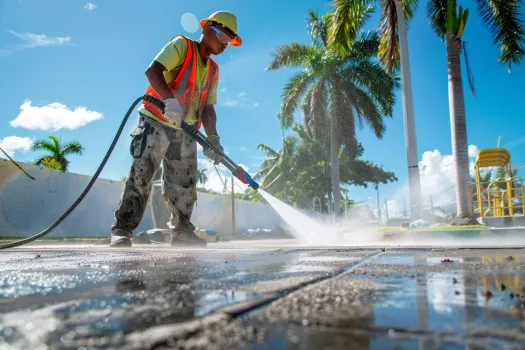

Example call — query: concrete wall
[0,159,285,238]
[0,159,152,238]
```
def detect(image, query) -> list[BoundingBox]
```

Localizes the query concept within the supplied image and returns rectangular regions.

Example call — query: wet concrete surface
[1,245,524,349]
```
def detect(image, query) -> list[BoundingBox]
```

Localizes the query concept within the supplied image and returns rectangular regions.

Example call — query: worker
[110,11,242,248]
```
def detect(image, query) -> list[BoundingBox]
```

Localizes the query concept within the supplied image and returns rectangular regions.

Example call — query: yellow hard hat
[200,11,242,46]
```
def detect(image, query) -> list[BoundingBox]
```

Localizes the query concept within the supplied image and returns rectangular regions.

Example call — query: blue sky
[1,0,524,216]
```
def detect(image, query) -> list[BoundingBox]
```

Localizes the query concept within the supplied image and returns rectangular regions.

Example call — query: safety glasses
[209,25,232,48]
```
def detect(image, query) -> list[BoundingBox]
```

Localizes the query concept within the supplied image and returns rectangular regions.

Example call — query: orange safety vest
[142,36,219,128]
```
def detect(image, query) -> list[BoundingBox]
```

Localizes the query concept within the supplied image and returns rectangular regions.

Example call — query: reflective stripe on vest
[142,36,218,126]
[198,61,218,117]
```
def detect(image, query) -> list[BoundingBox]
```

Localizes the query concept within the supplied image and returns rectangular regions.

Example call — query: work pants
[112,114,197,234]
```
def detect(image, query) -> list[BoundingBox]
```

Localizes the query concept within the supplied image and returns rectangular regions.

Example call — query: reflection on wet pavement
[250,323,430,350]
[0,249,368,349]
[2,249,525,349]
[196,290,258,316]
[179,251,525,350]
[353,253,525,349]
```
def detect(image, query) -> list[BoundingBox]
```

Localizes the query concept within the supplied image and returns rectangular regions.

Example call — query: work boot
[110,228,132,248]
[170,230,207,247]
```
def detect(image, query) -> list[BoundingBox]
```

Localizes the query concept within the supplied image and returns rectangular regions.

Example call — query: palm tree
[253,136,297,192]
[266,10,397,215]
[471,170,491,184]
[293,123,397,207]
[328,0,525,219]
[196,168,208,186]
[32,135,84,172]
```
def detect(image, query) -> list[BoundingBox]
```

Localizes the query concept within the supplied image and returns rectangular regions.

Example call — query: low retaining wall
[0,159,287,238]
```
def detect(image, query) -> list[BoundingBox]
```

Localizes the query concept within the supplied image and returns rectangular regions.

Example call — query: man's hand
[164,98,183,126]
[204,135,223,165]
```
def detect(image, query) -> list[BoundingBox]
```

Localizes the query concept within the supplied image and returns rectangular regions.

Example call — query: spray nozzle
[233,167,260,190]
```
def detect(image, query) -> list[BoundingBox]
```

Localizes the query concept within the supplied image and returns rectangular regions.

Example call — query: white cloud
[221,100,259,109]
[7,30,71,46]
[468,145,479,158]
[239,102,259,109]
[84,2,97,11]
[240,147,247,152]
[220,88,227,93]
[0,136,33,157]
[222,99,238,108]
[386,144,482,216]
[221,91,258,109]
[0,30,71,56]
[10,100,103,131]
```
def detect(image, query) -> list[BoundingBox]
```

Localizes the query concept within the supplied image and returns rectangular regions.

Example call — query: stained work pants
[112,114,197,234]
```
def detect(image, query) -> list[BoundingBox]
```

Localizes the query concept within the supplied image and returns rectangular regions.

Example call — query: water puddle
[373,255,416,266]
[196,290,259,316]
[373,254,525,267]
[373,255,468,266]
[250,323,437,350]
[280,264,332,273]
[366,271,525,337]
[298,256,361,263]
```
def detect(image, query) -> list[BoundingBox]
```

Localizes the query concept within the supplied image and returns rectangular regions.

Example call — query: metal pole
[376,183,382,224]
[394,0,423,221]
[330,111,341,216]
[282,127,287,202]
[344,187,348,218]
[313,196,321,217]
[231,178,236,237]
[430,195,434,224]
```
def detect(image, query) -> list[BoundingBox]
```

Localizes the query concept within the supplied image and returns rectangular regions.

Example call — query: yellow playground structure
[473,148,524,218]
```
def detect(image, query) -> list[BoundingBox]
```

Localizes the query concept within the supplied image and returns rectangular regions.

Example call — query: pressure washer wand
[143,95,259,190]
[180,121,260,190]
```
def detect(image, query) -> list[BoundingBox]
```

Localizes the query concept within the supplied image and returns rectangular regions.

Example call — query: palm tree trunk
[446,32,472,218]
[394,0,423,221]
[330,116,341,216]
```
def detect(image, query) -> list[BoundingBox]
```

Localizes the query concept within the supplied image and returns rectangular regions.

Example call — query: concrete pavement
[1,242,524,349]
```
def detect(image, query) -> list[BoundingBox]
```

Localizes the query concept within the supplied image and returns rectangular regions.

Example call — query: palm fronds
[61,140,84,156]
[266,43,314,71]
[280,71,317,121]
[326,0,375,54]
[474,0,525,70]
[427,0,448,40]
